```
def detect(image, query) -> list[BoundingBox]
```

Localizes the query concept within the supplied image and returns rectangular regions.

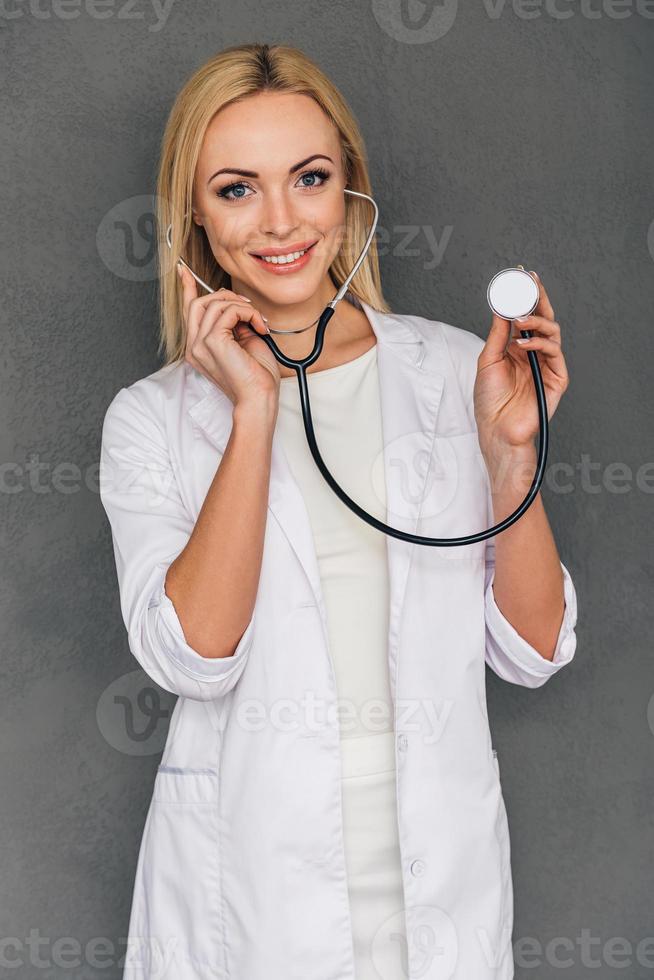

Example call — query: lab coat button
[397,733,408,752]
[410,859,426,877]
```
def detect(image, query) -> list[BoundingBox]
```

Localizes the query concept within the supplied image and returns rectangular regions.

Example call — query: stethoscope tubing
[247,311,547,546]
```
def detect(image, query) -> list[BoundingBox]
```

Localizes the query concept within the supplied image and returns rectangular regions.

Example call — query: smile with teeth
[257,248,309,264]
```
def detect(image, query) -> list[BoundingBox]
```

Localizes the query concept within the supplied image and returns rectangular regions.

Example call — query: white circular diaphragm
[487,267,539,321]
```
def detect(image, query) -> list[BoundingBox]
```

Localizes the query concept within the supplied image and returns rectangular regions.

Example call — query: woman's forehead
[196,94,340,173]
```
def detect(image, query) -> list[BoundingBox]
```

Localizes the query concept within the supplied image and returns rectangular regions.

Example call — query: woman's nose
[258,190,301,238]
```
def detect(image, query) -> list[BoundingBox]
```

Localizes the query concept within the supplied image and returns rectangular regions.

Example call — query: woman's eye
[298,168,331,189]
[216,181,252,202]
[216,168,330,202]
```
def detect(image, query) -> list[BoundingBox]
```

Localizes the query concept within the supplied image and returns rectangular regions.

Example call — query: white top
[276,343,394,744]
[277,344,406,980]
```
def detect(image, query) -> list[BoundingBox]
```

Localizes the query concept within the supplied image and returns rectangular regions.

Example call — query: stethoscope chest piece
[487,266,539,321]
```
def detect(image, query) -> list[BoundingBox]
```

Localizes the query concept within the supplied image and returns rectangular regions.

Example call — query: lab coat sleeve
[483,531,579,688]
[99,385,255,701]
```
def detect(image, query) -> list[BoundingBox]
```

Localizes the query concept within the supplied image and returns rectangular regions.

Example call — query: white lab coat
[99,299,578,980]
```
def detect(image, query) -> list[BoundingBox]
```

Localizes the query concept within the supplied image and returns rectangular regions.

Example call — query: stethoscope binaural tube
[167,195,549,547]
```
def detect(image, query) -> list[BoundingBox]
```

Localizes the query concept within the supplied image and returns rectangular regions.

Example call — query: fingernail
[176,262,182,276]
[515,338,530,344]
[262,316,269,322]
[515,316,530,323]
[530,270,539,278]
[238,294,252,302]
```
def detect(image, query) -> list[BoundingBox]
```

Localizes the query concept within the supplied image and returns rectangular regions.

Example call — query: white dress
[276,342,408,980]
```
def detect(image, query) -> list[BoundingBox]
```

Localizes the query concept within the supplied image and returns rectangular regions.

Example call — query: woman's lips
[249,240,318,275]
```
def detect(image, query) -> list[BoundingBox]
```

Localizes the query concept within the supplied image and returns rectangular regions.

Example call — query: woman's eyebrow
[207,153,334,185]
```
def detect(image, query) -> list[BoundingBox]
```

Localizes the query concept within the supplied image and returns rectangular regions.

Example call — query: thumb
[480,312,511,363]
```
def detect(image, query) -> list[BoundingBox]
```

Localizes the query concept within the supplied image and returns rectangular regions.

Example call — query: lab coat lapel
[360,301,445,657]
[185,301,446,634]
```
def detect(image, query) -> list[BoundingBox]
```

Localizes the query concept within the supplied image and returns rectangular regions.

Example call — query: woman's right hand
[178,262,280,408]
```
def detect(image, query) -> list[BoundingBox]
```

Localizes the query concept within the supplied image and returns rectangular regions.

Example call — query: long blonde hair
[155,42,391,365]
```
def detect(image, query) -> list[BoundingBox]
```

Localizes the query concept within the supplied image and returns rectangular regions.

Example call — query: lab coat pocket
[125,767,225,980]
[418,431,489,560]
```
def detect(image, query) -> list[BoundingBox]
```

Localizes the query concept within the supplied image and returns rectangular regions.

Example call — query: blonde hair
[155,42,391,365]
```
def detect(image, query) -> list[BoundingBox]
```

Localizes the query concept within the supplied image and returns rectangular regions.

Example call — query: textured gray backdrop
[1,2,653,978]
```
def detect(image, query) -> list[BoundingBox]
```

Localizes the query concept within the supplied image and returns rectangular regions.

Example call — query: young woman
[100,42,578,980]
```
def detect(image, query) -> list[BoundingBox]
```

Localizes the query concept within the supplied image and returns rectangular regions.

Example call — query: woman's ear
[191,207,204,228]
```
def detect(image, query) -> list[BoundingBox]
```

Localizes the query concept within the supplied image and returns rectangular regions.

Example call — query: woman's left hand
[473,271,570,457]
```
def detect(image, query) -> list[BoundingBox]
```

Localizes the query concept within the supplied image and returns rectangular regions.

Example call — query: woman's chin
[244,277,327,309]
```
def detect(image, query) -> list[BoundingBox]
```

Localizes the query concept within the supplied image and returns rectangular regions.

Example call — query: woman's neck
[275,302,375,378]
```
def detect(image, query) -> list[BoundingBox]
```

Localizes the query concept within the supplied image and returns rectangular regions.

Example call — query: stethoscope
[167,190,547,547]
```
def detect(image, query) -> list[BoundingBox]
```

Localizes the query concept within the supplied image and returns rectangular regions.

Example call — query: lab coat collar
[186,299,446,629]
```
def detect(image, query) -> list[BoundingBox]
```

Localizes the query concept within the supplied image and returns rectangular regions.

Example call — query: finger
[511,314,562,341]
[510,335,569,381]
[199,301,269,344]
[529,271,555,321]
[188,298,265,360]
[179,269,253,357]
[178,265,205,361]
[233,321,260,346]
[480,312,512,362]
[184,281,252,325]
[178,262,198,325]
[181,279,254,359]
[198,301,269,347]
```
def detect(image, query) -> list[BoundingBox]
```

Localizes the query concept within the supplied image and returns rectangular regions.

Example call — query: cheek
[310,202,347,261]
[203,213,250,262]
[302,188,344,230]
[323,199,346,238]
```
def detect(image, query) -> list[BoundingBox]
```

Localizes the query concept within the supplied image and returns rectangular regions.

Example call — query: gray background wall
[1,2,653,977]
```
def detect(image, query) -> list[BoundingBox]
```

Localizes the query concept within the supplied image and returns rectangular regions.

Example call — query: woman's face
[192,91,347,310]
